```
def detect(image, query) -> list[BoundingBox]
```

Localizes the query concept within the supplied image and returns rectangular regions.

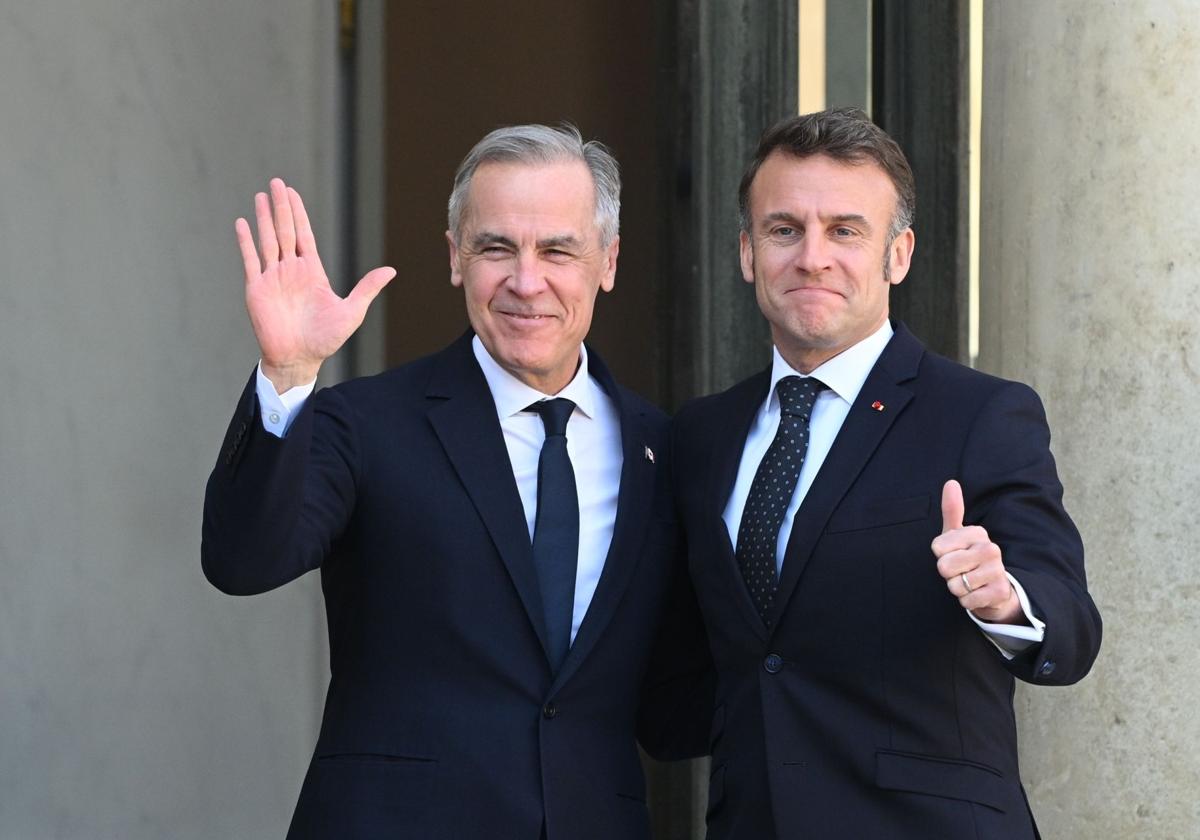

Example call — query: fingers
[254,191,279,268]
[935,539,1001,580]
[941,479,964,533]
[234,217,261,282]
[347,266,397,316]
[248,178,303,270]
[288,187,319,257]
[934,526,1015,616]
[948,567,1014,613]
[271,178,297,258]
[931,524,989,560]
[931,479,1019,620]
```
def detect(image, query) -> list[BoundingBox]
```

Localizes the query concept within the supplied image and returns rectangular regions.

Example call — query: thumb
[347,266,397,313]
[941,479,965,533]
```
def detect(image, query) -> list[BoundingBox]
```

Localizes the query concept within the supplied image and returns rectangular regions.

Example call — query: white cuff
[255,362,317,438]
[968,572,1046,660]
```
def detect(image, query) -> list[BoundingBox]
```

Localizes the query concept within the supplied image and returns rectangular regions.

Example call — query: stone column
[0,4,338,836]
[979,2,1200,835]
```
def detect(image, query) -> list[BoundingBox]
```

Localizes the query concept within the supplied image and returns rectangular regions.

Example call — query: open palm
[236,178,395,392]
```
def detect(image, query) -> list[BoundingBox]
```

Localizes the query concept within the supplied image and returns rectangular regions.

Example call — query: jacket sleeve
[960,380,1102,686]
[201,370,359,596]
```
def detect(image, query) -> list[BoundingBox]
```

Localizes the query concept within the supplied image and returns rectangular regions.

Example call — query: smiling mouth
[498,311,556,323]
[787,287,843,298]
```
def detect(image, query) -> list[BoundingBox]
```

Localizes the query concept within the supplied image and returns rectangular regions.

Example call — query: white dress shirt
[720,321,1044,657]
[254,337,623,645]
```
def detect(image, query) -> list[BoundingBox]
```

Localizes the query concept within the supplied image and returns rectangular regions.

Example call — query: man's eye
[772,226,798,237]
[833,227,855,237]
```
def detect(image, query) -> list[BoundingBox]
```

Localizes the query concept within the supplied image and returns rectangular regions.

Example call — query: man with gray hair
[202,124,709,839]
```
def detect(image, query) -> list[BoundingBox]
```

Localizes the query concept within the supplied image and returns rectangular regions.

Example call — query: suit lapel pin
[644,445,655,463]
[870,400,885,412]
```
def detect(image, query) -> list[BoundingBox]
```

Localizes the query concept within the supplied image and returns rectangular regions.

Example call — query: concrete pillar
[979,3,1199,835]
[0,4,340,836]
[663,0,796,409]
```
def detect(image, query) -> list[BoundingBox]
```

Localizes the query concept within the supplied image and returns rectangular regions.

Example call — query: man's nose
[794,234,832,273]
[508,251,546,296]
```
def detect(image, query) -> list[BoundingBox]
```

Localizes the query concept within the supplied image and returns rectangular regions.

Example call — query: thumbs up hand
[932,480,1023,624]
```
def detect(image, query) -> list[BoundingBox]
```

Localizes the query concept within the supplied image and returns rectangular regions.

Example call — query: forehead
[462,160,597,233]
[748,152,898,221]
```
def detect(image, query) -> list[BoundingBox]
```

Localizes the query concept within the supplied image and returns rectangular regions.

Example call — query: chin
[780,316,837,348]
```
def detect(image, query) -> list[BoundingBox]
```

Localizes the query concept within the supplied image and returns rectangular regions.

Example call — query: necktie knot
[776,376,825,418]
[529,398,576,438]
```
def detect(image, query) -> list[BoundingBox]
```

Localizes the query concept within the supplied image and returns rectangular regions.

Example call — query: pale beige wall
[979,2,1200,835]
[0,3,344,836]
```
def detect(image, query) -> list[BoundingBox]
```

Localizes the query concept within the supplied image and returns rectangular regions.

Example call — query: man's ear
[739,230,755,284]
[600,235,619,293]
[887,227,915,286]
[446,231,463,287]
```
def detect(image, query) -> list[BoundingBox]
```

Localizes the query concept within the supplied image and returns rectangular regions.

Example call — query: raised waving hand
[236,178,396,392]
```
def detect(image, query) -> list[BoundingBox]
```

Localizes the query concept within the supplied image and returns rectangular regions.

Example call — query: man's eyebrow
[826,213,872,232]
[763,211,803,226]
[760,211,874,233]
[537,234,583,250]
[468,232,517,250]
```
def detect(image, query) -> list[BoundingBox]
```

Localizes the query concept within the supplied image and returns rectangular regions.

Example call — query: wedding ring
[961,572,973,593]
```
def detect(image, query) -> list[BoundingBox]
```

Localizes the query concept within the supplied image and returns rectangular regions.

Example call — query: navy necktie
[735,376,825,623]
[528,398,579,671]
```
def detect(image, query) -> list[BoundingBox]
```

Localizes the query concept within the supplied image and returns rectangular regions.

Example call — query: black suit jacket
[202,333,707,839]
[673,322,1101,840]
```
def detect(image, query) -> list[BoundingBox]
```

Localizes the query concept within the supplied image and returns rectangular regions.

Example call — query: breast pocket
[826,494,931,534]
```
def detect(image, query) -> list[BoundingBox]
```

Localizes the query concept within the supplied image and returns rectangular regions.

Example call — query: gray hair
[447,123,621,247]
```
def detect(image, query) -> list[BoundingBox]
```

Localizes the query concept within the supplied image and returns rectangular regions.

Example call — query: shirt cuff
[968,572,1046,660]
[255,362,317,438]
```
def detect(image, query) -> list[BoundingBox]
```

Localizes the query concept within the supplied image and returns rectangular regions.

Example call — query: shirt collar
[768,320,894,408]
[471,335,598,419]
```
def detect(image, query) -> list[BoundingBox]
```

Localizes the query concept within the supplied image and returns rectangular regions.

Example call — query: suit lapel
[425,334,553,663]
[553,349,654,686]
[706,370,775,643]
[765,324,924,631]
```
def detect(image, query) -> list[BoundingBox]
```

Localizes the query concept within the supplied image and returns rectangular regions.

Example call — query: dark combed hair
[737,107,916,241]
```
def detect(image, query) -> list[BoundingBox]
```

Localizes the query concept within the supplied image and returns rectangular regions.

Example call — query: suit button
[764,654,784,674]
[543,702,557,719]
[1039,660,1056,677]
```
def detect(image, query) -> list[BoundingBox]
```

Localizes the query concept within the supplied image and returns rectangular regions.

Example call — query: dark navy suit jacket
[203,333,709,839]
[672,322,1101,840]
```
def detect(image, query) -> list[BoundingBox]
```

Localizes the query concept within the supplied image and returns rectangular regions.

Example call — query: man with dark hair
[202,124,707,839]
[672,107,1101,838]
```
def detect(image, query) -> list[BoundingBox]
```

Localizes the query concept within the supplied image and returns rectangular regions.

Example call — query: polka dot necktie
[527,398,579,672]
[735,376,826,623]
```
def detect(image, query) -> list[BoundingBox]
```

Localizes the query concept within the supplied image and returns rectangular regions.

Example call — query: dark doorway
[382,1,667,402]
